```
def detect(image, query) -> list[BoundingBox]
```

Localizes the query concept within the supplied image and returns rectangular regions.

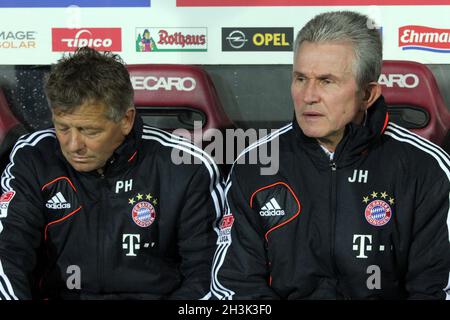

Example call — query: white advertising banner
[0,0,449,64]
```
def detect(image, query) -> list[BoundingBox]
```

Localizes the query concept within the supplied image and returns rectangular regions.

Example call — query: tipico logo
[52,28,122,52]
[399,25,450,53]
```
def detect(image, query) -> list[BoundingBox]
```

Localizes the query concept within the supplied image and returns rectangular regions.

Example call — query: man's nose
[67,131,85,153]
[303,80,320,104]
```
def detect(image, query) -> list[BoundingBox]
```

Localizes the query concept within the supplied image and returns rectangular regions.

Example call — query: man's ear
[362,82,382,111]
[121,107,136,135]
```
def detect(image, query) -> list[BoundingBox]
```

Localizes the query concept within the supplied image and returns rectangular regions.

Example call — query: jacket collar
[292,96,389,169]
[107,115,143,172]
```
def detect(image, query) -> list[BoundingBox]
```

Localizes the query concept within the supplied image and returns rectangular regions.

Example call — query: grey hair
[294,11,382,90]
[45,47,134,122]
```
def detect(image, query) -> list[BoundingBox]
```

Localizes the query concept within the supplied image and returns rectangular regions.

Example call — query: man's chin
[298,120,325,137]
[68,160,101,173]
[300,128,326,139]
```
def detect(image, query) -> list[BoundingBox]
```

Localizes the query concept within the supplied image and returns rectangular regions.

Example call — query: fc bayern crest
[365,199,392,226]
[132,201,156,228]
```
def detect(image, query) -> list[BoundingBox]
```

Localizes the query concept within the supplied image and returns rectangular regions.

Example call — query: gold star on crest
[136,193,143,200]
[128,197,135,205]
[363,191,394,205]
[152,199,158,206]
[146,193,152,200]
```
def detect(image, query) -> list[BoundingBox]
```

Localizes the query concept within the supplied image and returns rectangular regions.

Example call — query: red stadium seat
[0,88,28,173]
[380,60,450,148]
[127,64,234,141]
[0,88,19,141]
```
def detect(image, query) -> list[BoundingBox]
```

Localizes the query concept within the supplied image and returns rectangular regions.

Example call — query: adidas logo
[259,198,285,216]
[46,192,71,209]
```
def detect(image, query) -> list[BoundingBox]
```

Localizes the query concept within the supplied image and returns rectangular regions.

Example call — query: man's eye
[58,127,69,132]
[321,79,332,85]
[84,130,100,136]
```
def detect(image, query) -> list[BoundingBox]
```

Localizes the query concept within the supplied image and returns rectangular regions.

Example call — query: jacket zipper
[98,171,106,293]
[330,161,351,299]
[330,161,343,298]
[330,160,337,264]
[98,159,114,293]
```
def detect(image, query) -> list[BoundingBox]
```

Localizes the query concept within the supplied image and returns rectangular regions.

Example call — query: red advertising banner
[52,28,122,52]
[399,25,450,52]
[177,0,450,6]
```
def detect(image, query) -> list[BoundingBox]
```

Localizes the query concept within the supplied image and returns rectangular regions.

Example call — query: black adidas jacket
[211,97,450,300]
[0,116,223,299]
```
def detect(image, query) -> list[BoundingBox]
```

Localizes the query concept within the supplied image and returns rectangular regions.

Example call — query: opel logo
[226,30,248,49]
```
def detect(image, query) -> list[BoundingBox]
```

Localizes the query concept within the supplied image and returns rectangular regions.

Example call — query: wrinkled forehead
[51,100,109,118]
[294,40,357,77]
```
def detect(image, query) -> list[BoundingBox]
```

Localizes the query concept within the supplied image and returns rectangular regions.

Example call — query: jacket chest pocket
[249,181,301,240]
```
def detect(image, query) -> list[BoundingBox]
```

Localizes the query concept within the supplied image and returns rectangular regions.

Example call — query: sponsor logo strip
[177,0,450,6]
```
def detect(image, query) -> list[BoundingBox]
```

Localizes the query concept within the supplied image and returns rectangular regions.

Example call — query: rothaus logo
[158,29,206,47]
[135,28,207,52]
[259,198,285,216]
[46,192,71,209]
[378,73,419,88]
[131,76,196,92]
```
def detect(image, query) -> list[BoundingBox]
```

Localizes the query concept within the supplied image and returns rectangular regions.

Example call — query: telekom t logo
[353,234,387,258]
[122,234,140,256]
[353,234,373,258]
